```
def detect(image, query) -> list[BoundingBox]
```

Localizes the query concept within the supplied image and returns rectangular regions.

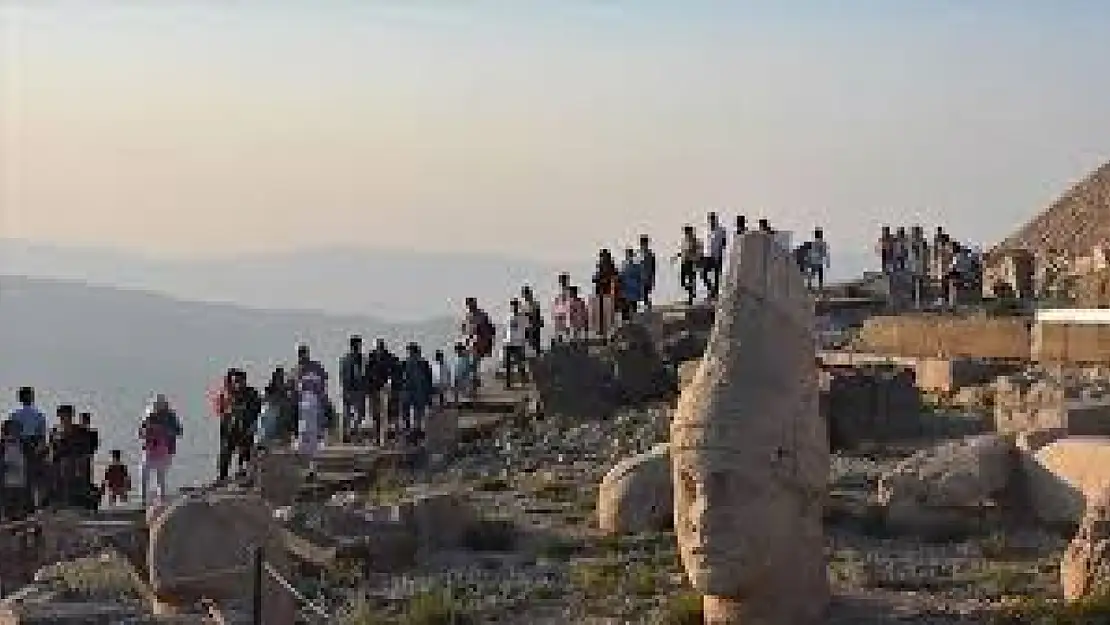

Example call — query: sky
[3,1,1110,264]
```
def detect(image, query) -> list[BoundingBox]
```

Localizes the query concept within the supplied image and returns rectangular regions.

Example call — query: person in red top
[101,449,130,506]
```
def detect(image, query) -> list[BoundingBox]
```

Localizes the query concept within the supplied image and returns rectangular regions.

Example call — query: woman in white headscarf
[295,371,325,474]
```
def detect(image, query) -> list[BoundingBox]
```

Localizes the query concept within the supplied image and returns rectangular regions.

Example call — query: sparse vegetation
[655,590,703,625]
[401,589,475,625]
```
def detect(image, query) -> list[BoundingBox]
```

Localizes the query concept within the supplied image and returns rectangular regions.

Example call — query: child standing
[451,342,474,403]
[431,349,452,407]
[101,449,131,506]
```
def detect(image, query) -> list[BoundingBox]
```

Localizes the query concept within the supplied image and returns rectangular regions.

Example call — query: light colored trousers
[140,457,170,505]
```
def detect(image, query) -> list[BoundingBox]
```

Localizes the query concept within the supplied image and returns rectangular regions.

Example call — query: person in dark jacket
[264,367,298,443]
[339,335,368,443]
[366,339,398,445]
[216,369,261,482]
[399,343,435,443]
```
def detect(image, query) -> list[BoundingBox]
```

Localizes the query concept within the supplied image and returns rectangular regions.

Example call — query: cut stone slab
[1024,436,1110,529]
[147,492,295,625]
[597,443,672,535]
[877,434,1015,536]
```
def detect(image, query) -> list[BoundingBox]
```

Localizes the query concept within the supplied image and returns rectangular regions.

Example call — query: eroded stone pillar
[671,230,830,625]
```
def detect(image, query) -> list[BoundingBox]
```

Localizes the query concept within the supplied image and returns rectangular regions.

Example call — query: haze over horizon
[3,2,1110,266]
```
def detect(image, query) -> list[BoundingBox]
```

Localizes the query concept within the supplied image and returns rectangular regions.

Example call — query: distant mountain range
[0,274,456,487]
[0,239,873,322]
[0,240,587,322]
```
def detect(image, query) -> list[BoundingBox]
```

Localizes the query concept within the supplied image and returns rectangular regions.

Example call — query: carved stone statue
[671,230,829,624]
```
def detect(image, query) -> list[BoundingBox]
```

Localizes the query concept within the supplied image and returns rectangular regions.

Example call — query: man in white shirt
[502,298,529,389]
[702,211,728,300]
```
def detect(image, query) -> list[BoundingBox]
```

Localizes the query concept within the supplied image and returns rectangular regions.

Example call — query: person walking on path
[138,394,181,507]
[9,387,46,510]
[520,285,544,357]
[502,298,529,389]
[703,212,727,300]
[399,343,434,444]
[806,227,831,291]
[461,297,495,389]
[675,225,704,305]
[339,335,368,443]
[636,235,657,312]
[618,248,643,322]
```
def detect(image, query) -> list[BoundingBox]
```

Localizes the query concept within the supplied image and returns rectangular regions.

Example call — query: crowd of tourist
[875,225,982,307]
[1,212,834,521]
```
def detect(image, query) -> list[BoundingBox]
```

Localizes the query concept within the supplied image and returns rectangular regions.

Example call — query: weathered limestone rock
[1024,437,1110,528]
[531,342,621,419]
[671,231,829,625]
[597,443,672,535]
[1061,487,1110,601]
[877,434,1015,535]
[255,450,305,507]
[148,492,295,624]
[602,322,678,405]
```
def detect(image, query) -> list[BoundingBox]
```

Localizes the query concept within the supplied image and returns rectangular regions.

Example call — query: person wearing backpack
[461,297,495,390]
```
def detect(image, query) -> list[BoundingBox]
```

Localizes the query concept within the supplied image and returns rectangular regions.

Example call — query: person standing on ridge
[399,343,434,444]
[215,369,260,483]
[877,226,894,275]
[431,349,451,407]
[806,227,831,291]
[9,387,46,509]
[703,212,727,300]
[636,235,657,312]
[367,339,398,444]
[502,298,529,389]
[339,335,368,443]
[461,297,495,391]
[139,394,181,506]
[592,249,619,338]
[551,276,572,344]
[618,247,643,322]
[520,285,544,357]
[674,225,704,306]
[735,215,747,237]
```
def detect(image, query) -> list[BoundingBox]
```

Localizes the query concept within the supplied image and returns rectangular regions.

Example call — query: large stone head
[671,230,824,596]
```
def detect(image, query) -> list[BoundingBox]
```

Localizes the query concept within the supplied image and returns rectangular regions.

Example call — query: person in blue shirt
[618,247,644,323]
[9,387,46,509]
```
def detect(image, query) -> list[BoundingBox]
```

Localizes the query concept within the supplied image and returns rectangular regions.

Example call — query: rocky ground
[257,403,1081,624]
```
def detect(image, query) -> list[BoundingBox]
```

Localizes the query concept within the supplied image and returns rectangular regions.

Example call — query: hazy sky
[3,1,1109,264]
